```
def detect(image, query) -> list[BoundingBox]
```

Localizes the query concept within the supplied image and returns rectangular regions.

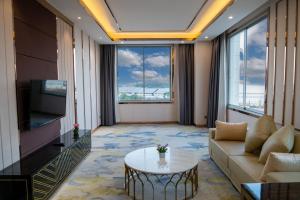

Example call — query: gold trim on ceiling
[79,0,234,41]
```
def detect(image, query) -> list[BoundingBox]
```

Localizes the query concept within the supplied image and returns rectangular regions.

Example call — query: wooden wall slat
[0,0,20,170]
[57,18,75,134]
[294,0,300,129]
[273,0,287,124]
[95,44,101,126]
[82,32,92,130]
[0,0,12,169]
[74,26,86,129]
[89,39,98,130]
[284,0,297,125]
[3,0,19,164]
[267,4,276,116]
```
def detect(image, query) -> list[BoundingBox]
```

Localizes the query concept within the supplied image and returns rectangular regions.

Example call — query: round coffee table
[124,147,199,200]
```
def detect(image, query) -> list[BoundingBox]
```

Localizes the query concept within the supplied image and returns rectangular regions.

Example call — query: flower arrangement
[73,123,79,139]
[157,144,168,153]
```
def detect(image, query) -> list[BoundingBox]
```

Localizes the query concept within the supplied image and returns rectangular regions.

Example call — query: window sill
[227,105,263,118]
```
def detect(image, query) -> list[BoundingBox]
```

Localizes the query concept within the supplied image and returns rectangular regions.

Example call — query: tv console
[0,129,91,200]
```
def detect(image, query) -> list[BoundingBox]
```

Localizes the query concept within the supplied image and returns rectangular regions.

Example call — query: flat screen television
[29,80,67,129]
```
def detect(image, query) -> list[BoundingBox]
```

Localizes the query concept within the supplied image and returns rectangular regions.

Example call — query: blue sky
[242,17,268,85]
[117,46,171,88]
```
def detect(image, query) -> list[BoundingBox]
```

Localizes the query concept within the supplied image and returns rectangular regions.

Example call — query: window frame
[116,45,174,104]
[227,14,269,116]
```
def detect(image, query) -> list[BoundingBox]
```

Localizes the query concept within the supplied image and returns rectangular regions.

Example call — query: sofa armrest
[265,172,300,183]
[209,128,216,139]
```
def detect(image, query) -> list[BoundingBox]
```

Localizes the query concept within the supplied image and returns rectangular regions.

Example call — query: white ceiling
[47,0,111,43]
[199,0,268,40]
[106,0,206,32]
[47,0,269,44]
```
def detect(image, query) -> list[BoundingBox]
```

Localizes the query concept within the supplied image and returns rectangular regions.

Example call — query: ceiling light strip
[186,0,209,31]
[80,0,233,41]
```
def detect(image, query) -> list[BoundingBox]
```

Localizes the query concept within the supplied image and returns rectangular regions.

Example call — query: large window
[228,17,268,114]
[117,46,172,102]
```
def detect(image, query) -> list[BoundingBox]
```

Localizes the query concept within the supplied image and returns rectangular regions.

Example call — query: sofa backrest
[292,133,300,153]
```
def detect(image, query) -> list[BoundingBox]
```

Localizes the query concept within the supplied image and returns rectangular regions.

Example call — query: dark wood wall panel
[16,54,57,86]
[13,0,56,37]
[20,121,61,157]
[13,0,60,157]
[14,20,57,62]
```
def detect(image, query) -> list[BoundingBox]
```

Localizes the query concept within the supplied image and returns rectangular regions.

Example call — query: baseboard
[195,124,207,128]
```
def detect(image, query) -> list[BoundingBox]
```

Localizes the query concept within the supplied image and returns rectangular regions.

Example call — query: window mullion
[243,30,247,109]
[142,47,145,100]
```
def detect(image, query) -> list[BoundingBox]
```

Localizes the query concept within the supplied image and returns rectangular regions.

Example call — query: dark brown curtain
[207,36,221,128]
[178,44,194,125]
[100,45,116,126]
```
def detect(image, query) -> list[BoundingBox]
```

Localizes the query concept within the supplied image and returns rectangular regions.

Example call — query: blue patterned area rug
[51,124,239,200]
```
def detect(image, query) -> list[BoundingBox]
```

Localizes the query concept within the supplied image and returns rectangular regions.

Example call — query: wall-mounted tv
[29,80,67,129]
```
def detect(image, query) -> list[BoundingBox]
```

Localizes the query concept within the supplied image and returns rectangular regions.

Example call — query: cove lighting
[80,0,233,41]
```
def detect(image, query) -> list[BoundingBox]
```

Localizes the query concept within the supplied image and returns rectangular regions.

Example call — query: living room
[0,0,299,199]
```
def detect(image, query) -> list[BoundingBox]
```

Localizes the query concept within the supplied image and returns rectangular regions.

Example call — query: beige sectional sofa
[209,128,300,192]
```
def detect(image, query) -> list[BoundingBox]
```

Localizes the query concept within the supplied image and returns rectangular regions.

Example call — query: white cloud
[145,55,169,67]
[118,49,142,67]
[247,20,267,46]
[131,70,169,84]
[246,57,266,78]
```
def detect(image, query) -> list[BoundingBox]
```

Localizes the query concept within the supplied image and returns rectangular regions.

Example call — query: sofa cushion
[212,140,251,156]
[292,133,300,153]
[229,155,264,183]
[265,172,300,182]
[209,139,252,176]
[245,115,277,153]
[259,125,294,164]
[215,121,247,141]
[260,153,300,181]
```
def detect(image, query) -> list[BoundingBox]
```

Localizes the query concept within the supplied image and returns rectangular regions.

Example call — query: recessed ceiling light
[204,36,209,39]
[180,40,185,44]
[228,16,234,20]
[77,16,82,20]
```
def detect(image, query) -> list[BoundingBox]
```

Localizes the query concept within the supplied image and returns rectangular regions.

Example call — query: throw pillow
[215,121,247,141]
[245,115,277,153]
[292,133,300,153]
[260,152,300,181]
[258,125,294,164]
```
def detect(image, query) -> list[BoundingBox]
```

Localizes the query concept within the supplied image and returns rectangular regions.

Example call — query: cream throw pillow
[245,115,277,153]
[292,133,300,153]
[215,121,247,141]
[260,152,300,181]
[259,125,294,164]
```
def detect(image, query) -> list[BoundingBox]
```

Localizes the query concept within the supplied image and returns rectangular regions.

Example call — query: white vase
[159,152,165,158]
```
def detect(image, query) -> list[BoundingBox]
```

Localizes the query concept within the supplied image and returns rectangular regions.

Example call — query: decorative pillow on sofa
[245,115,277,153]
[259,125,294,164]
[215,121,247,141]
[260,152,300,181]
[292,133,300,153]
